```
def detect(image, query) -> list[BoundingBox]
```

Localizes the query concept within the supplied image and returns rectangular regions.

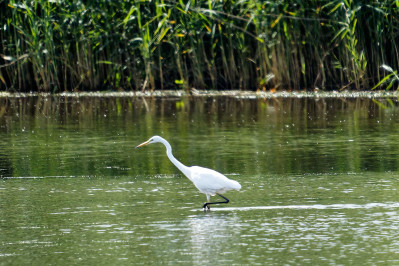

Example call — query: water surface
[1,96,399,264]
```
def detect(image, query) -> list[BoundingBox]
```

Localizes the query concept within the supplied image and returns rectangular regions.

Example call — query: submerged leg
[202,193,230,210]
[203,194,211,210]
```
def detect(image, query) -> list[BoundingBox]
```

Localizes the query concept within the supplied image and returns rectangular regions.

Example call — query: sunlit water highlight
[1,96,399,264]
[204,202,399,211]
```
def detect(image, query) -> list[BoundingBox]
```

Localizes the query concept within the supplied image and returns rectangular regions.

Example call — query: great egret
[136,136,241,210]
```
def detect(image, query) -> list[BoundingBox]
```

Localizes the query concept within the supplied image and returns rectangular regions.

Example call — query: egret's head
[136,136,163,148]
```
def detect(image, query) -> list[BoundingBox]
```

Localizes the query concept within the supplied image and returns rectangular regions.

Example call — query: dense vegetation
[0,0,398,92]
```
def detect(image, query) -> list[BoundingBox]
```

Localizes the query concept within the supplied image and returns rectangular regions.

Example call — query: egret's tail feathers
[231,180,241,191]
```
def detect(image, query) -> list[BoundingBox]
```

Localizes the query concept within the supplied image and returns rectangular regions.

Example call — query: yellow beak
[136,140,150,148]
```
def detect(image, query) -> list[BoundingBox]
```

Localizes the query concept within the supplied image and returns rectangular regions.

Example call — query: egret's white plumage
[136,136,241,209]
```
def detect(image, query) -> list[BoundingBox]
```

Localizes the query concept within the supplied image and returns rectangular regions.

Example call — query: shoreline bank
[0,90,398,99]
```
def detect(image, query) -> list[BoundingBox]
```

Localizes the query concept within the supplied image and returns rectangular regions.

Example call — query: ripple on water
[199,202,399,212]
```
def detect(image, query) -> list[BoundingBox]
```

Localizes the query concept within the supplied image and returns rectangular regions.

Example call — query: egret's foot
[202,203,210,210]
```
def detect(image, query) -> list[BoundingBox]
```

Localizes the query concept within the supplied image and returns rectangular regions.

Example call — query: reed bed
[0,0,398,92]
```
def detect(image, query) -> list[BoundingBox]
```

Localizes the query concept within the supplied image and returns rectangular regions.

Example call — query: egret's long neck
[162,139,191,178]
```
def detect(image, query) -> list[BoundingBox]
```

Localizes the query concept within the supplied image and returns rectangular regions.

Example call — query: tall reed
[0,0,398,92]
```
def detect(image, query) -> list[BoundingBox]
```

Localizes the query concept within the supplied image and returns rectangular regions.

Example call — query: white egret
[136,136,241,210]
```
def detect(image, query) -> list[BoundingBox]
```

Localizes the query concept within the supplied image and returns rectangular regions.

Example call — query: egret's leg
[202,193,229,209]
[203,195,211,210]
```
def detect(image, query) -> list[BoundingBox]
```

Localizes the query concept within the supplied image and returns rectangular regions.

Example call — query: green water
[1,96,399,265]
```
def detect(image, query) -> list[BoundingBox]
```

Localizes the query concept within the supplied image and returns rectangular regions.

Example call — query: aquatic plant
[0,0,398,92]
[372,65,399,90]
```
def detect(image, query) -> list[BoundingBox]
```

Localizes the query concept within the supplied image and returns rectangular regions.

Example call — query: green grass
[0,0,398,92]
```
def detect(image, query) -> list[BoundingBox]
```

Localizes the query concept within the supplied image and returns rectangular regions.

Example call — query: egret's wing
[189,166,240,195]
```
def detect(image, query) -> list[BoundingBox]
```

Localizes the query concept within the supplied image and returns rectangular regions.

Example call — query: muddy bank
[1,90,399,99]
